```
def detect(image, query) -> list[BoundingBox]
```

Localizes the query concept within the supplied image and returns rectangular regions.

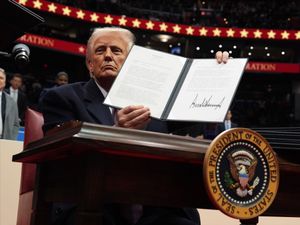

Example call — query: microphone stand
[0,51,11,58]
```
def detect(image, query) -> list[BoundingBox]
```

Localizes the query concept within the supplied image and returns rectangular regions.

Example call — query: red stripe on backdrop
[17,33,86,56]
[245,62,300,74]
[17,33,300,74]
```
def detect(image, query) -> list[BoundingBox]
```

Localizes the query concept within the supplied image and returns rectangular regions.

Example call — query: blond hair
[86,27,135,63]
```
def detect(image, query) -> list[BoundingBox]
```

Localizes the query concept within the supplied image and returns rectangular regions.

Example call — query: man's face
[10,76,22,90]
[0,72,6,91]
[56,75,68,86]
[0,71,6,91]
[87,31,129,89]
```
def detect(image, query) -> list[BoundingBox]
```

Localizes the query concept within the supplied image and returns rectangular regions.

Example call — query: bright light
[248,52,252,56]
[265,46,268,50]
[233,45,237,49]
[229,50,232,54]
[196,46,200,51]
[219,44,222,48]
[161,38,168,42]
[210,50,214,53]
[156,34,172,43]
[281,51,285,55]
[169,44,173,48]
[250,46,254,50]
[267,53,270,56]
[177,43,181,46]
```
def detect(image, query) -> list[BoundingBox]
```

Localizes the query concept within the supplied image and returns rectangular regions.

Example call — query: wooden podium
[13,122,300,225]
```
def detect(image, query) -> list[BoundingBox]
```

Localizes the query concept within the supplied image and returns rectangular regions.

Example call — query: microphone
[12,43,30,66]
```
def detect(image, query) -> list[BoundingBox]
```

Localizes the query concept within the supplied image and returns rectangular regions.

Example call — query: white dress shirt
[9,86,18,102]
[224,120,231,130]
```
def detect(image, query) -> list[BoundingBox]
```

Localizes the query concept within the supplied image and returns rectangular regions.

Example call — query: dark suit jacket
[41,79,199,225]
[5,88,27,125]
[41,79,167,133]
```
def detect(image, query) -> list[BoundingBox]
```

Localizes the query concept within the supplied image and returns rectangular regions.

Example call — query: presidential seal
[203,128,279,219]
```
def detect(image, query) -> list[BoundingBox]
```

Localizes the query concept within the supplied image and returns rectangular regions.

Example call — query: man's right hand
[116,105,151,130]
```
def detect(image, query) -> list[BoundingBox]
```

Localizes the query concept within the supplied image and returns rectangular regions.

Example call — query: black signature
[189,94,225,109]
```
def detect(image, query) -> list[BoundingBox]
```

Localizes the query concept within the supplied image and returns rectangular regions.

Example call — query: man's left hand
[216,51,229,64]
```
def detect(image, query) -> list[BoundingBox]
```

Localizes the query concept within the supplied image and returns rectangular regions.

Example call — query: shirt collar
[10,86,18,93]
[93,78,108,97]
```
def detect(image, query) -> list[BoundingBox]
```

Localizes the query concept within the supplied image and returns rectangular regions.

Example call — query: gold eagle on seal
[226,150,260,197]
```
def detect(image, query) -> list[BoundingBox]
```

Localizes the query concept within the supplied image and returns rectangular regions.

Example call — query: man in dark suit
[41,27,229,225]
[5,73,27,126]
[215,110,237,135]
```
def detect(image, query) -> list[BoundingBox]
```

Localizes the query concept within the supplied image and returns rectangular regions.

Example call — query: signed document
[104,45,247,122]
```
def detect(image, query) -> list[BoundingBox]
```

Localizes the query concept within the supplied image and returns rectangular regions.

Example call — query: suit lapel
[4,93,12,120]
[83,79,114,125]
[17,92,21,107]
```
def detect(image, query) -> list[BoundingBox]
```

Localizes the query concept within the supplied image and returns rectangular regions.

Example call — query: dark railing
[252,127,300,164]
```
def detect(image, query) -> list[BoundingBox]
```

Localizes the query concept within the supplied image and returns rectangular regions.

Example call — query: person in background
[0,68,20,140]
[38,71,69,110]
[54,71,69,86]
[215,109,237,135]
[41,27,229,225]
[5,73,28,126]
